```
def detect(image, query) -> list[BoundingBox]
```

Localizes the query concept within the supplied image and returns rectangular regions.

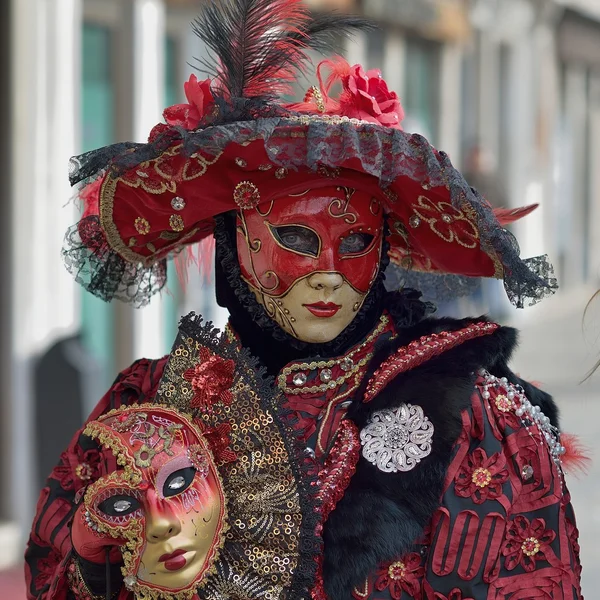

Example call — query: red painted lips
[159,549,187,571]
[303,302,341,318]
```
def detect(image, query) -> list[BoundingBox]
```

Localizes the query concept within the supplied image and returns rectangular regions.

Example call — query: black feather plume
[191,0,372,100]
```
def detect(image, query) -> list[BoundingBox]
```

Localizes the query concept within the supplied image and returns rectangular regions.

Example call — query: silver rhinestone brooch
[360,404,434,473]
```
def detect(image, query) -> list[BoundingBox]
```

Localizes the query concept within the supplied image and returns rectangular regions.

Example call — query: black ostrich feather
[191,0,372,99]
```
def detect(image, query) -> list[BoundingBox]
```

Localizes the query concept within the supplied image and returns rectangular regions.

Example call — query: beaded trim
[479,370,566,478]
[286,114,376,127]
[363,321,499,402]
[277,315,389,394]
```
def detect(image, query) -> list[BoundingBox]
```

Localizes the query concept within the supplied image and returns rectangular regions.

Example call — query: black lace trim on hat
[62,215,167,307]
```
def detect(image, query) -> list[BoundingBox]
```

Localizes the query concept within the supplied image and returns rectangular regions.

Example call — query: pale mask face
[84,407,225,598]
[237,187,384,343]
[135,456,222,589]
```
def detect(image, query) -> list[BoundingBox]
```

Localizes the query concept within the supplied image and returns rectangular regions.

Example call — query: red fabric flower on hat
[194,419,237,465]
[454,448,509,504]
[162,74,214,130]
[339,64,404,129]
[184,347,235,412]
[502,515,556,572]
[374,553,424,599]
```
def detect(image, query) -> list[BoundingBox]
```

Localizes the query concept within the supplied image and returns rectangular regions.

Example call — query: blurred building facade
[1,0,600,568]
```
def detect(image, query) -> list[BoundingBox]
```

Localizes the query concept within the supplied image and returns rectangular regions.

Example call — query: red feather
[560,432,592,476]
[80,177,102,218]
[493,204,538,226]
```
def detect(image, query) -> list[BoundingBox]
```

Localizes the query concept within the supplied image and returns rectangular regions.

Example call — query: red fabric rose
[51,452,76,491]
[162,74,214,130]
[375,553,424,599]
[502,515,556,572]
[184,347,235,412]
[454,448,509,504]
[339,65,404,129]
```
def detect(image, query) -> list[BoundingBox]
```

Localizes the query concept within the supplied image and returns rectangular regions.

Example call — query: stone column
[8,0,82,548]
[130,0,169,359]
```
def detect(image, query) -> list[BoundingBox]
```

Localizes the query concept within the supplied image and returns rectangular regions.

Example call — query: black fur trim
[322,318,558,599]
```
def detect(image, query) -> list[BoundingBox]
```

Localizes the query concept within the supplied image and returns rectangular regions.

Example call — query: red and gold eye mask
[83,406,226,599]
[237,186,384,296]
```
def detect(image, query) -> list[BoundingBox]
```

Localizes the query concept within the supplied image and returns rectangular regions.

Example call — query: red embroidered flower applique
[194,419,237,465]
[502,516,556,572]
[339,64,404,128]
[74,449,101,482]
[52,452,76,491]
[412,197,479,249]
[375,553,424,599]
[454,448,509,504]
[52,448,101,491]
[34,552,61,590]
[184,347,235,412]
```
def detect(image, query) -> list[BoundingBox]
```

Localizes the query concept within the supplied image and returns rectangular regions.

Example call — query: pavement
[0,286,597,598]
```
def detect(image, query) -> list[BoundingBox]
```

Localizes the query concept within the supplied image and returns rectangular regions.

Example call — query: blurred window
[403,37,441,144]
[81,23,116,385]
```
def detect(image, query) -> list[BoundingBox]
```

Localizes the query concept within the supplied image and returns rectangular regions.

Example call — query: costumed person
[26,1,587,598]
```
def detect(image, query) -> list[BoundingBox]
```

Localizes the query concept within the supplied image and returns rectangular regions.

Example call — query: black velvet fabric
[321,317,560,600]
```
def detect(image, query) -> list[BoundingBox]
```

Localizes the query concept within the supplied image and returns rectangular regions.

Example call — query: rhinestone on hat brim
[171,196,186,210]
[293,372,307,386]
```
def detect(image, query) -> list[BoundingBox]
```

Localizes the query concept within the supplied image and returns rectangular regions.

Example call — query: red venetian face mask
[237,186,384,296]
[236,186,384,343]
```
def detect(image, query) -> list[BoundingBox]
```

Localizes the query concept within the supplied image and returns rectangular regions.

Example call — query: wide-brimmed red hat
[63,0,556,308]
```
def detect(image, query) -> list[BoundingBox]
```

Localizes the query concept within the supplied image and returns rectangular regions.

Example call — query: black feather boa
[322,317,559,600]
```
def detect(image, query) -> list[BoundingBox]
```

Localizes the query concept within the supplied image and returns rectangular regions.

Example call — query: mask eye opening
[163,467,197,498]
[338,232,377,258]
[267,223,322,258]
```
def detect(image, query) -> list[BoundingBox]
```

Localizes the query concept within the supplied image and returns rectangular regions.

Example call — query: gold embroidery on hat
[234,181,261,209]
[170,214,185,232]
[134,217,151,235]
